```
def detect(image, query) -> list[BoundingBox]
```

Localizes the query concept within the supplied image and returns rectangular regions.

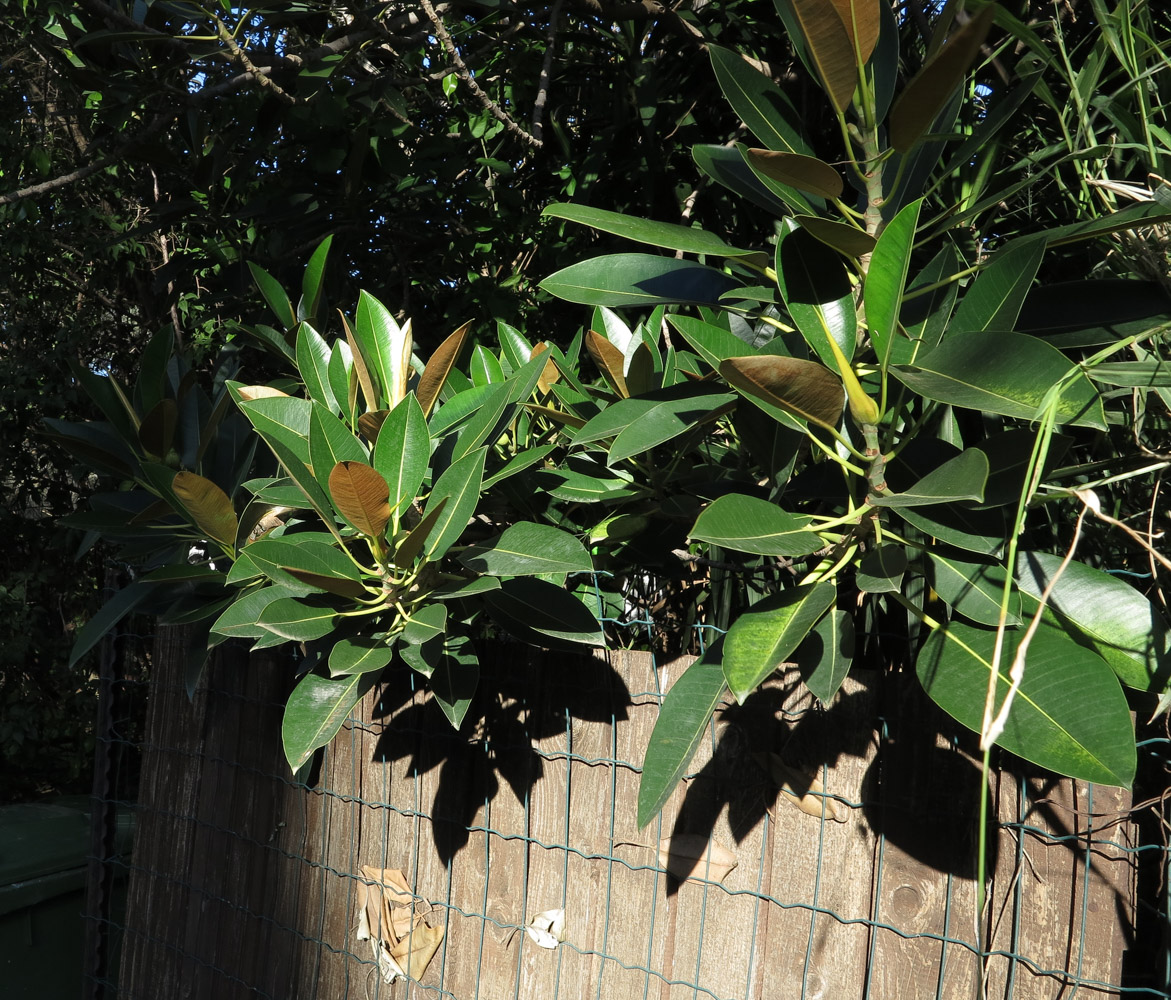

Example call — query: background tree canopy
[3,0,1168,798]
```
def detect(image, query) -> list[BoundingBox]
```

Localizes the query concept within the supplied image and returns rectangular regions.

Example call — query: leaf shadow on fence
[369,645,633,864]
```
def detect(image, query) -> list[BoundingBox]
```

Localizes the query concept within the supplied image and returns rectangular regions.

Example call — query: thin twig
[209,11,295,105]
[420,0,542,150]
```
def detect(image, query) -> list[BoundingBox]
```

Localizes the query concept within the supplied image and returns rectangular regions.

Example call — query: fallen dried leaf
[524,907,566,949]
[756,753,848,822]
[658,834,737,884]
[354,866,445,984]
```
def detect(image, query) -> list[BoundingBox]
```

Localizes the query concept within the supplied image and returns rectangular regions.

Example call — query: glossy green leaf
[929,552,1020,627]
[298,235,333,324]
[709,45,812,155]
[424,447,487,560]
[483,578,605,648]
[951,239,1046,335]
[637,648,727,828]
[901,244,961,356]
[373,394,430,516]
[283,671,377,772]
[482,443,557,491]
[248,261,296,330]
[870,448,987,507]
[355,291,412,407]
[667,315,759,371]
[210,584,305,643]
[237,394,312,462]
[720,355,845,431]
[864,198,922,369]
[459,523,592,577]
[327,340,354,419]
[723,582,836,702]
[891,332,1108,430]
[856,544,906,593]
[543,203,758,258]
[690,494,823,556]
[328,636,394,677]
[793,215,877,257]
[1016,551,1171,692]
[795,609,854,705]
[69,581,152,668]
[776,220,857,367]
[258,597,339,641]
[692,143,797,217]
[245,537,366,598]
[309,402,366,498]
[608,388,737,464]
[540,254,741,308]
[889,4,996,152]
[1085,361,1171,388]
[296,323,337,413]
[917,621,1135,787]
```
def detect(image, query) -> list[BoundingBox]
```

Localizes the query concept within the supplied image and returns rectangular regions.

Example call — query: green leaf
[245,537,366,598]
[458,523,593,577]
[210,584,306,643]
[425,447,487,560]
[869,448,988,507]
[792,215,877,257]
[237,394,312,462]
[1016,551,1171,692]
[720,355,845,431]
[258,597,339,641]
[951,239,1046,335]
[690,494,823,556]
[483,578,605,648]
[692,144,795,218]
[542,204,759,258]
[430,633,480,728]
[248,262,296,329]
[69,582,152,668]
[888,4,996,152]
[1085,360,1171,388]
[402,603,448,649]
[299,235,333,324]
[917,621,1135,788]
[355,291,412,407]
[327,340,354,419]
[309,402,367,499]
[133,326,173,416]
[373,394,430,516]
[329,636,394,677]
[891,332,1108,430]
[722,582,836,702]
[856,544,906,593]
[637,648,728,828]
[283,671,377,772]
[709,46,812,157]
[667,315,760,371]
[606,387,737,464]
[929,552,1020,627]
[776,220,857,368]
[541,254,742,309]
[296,323,338,412]
[795,609,854,705]
[901,244,961,356]
[864,198,922,369]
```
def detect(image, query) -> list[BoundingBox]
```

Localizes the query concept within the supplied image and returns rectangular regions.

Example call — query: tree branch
[531,0,564,146]
[208,11,295,105]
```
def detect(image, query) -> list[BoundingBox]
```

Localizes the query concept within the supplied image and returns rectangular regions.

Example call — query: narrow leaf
[543,204,759,258]
[540,254,741,309]
[373,394,430,516]
[864,198,922,368]
[417,320,472,418]
[425,448,487,560]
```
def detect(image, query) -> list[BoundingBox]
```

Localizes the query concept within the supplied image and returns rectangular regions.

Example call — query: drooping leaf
[1016,551,1171,692]
[723,582,837,702]
[283,671,378,772]
[542,204,759,258]
[793,215,877,257]
[795,609,855,704]
[917,621,1135,788]
[720,356,845,430]
[690,493,823,556]
[482,578,604,648]
[637,648,727,827]
[929,552,1021,627]
[540,254,741,308]
[692,143,800,217]
[743,149,844,199]
[210,584,306,643]
[329,636,394,677]
[329,461,391,539]
[69,581,153,668]
[172,471,238,547]
[417,320,471,418]
[891,332,1108,430]
[458,523,592,577]
[667,315,760,371]
[138,398,177,460]
[236,394,312,462]
[889,4,996,152]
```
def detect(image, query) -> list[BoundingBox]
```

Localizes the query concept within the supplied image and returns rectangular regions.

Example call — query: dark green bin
[0,797,134,999]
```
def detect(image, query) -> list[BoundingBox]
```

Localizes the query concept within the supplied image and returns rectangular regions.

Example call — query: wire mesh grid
[84,576,1171,1000]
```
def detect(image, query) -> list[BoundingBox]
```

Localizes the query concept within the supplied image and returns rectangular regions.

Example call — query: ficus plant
[53,238,615,773]
[535,0,1171,869]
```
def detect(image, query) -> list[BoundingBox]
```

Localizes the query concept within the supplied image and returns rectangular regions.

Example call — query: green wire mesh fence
[84,575,1171,999]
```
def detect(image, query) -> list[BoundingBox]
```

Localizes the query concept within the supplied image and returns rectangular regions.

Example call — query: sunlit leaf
[720,355,845,430]
[283,671,377,771]
[329,461,391,539]
[690,493,822,556]
[417,320,471,417]
[744,149,843,199]
[172,471,237,547]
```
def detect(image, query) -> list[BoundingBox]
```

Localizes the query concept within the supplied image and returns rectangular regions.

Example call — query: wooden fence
[109,626,1151,999]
